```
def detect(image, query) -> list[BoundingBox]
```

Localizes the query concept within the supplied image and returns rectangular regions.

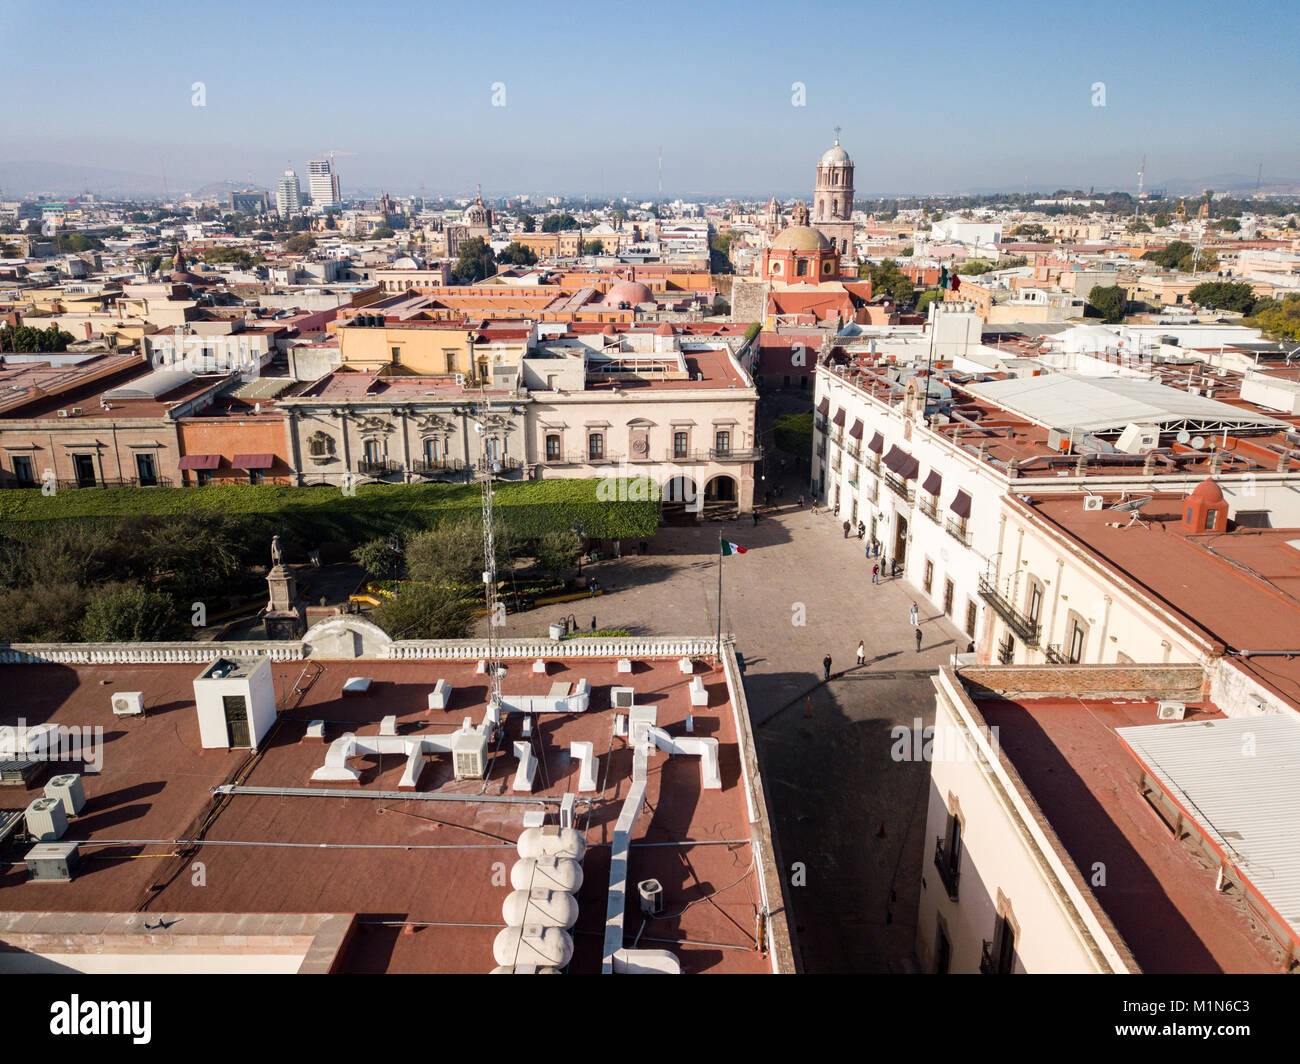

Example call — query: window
[307,432,335,459]
[485,437,501,463]
[943,579,954,617]
[247,469,263,485]
[797,258,809,277]
[444,351,457,374]
[987,914,1016,975]
[1027,581,1043,625]
[588,432,604,461]
[1068,619,1087,664]
[935,923,952,975]
[135,453,157,487]
[965,600,978,637]
[923,559,934,595]
[364,440,381,464]
[72,454,96,488]
[935,811,962,901]
[11,454,35,486]
[390,346,401,364]
[714,430,730,456]
[424,437,443,464]
[1205,509,1218,530]
[673,431,689,459]
[546,434,561,461]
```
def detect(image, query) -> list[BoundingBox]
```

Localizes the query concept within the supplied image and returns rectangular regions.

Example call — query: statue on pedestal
[271,534,283,568]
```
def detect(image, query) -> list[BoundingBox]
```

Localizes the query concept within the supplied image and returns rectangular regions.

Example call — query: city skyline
[3,0,1298,199]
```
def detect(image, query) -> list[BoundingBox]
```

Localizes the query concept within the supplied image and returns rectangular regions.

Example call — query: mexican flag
[720,540,747,556]
[939,266,961,292]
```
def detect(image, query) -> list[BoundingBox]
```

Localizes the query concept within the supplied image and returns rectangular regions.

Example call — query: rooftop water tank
[517,826,586,861]
[493,925,574,969]
[502,887,579,929]
[510,857,584,893]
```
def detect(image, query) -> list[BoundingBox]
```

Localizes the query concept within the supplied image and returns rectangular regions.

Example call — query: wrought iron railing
[884,472,914,502]
[1044,643,1065,664]
[356,458,400,476]
[918,496,939,521]
[411,458,464,474]
[934,837,961,901]
[979,575,1041,646]
[945,517,972,546]
[997,635,1015,664]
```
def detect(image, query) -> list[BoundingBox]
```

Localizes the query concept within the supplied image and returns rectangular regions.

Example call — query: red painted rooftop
[0,656,772,974]
[976,694,1287,972]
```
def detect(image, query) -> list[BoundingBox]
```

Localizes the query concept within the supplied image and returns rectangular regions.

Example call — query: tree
[370,226,395,239]
[1188,281,1256,314]
[914,290,942,316]
[541,213,577,233]
[203,246,257,270]
[1141,241,1194,269]
[582,240,605,255]
[1214,217,1241,233]
[957,259,994,276]
[0,323,75,353]
[0,583,88,643]
[353,537,403,580]
[81,582,177,642]
[134,514,245,603]
[371,582,475,640]
[1088,284,1125,323]
[54,232,104,253]
[861,258,914,304]
[1010,223,1048,240]
[533,529,583,578]
[1153,212,1171,227]
[405,517,515,587]
[497,241,538,267]
[1245,294,1300,341]
[1126,220,1152,234]
[519,212,536,233]
[449,237,496,284]
[285,233,316,254]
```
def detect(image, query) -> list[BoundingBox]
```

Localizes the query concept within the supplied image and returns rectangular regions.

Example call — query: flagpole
[716,531,723,659]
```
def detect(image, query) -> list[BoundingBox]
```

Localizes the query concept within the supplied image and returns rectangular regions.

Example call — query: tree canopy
[1188,281,1257,314]
[541,213,577,232]
[497,241,538,267]
[449,237,496,284]
[1088,284,1125,323]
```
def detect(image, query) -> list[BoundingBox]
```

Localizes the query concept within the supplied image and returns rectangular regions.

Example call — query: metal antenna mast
[476,388,503,711]
[1134,154,1146,224]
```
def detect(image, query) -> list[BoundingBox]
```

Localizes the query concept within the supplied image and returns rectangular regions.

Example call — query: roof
[965,373,1289,435]
[1118,714,1300,950]
[0,651,783,974]
[976,693,1288,972]
[771,226,831,253]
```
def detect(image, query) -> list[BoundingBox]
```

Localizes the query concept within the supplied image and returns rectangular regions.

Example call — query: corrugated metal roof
[1117,715,1300,937]
[965,374,1288,434]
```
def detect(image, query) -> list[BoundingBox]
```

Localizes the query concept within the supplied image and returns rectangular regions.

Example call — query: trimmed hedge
[0,479,661,547]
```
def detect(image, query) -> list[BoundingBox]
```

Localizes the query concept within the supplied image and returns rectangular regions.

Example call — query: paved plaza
[477,461,965,972]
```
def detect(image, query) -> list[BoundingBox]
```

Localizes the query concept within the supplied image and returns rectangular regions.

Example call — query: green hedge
[0,479,661,547]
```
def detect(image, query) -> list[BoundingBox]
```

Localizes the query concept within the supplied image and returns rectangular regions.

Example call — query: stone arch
[302,615,393,659]
[704,473,738,503]
[662,474,698,505]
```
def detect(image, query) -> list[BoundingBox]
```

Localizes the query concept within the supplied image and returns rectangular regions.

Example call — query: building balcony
[979,575,1042,647]
[945,517,972,546]
[997,635,1015,665]
[831,429,843,446]
[831,454,842,473]
[47,476,175,490]
[884,472,914,502]
[473,456,523,477]
[1044,643,1065,664]
[845,443,860,461]
[918,496,939,522]
[934,837,961,902]
[411,458,465,476]
[863,456,881,476]
[815,443,827,459]
[814,417,828,434]
[356,458,400,477]
[710,447,762,462]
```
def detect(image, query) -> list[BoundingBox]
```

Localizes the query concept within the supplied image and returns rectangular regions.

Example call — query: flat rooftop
[974,693,1288,972]
[1023,493,1300,707]
[0,653,778,974]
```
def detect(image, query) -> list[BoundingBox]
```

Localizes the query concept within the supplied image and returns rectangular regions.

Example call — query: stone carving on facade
[306,430,338,463]
[355,414,393,437]
[415,412,456,435]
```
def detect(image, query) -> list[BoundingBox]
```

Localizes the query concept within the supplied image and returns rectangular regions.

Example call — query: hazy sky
[3,0,1297,199]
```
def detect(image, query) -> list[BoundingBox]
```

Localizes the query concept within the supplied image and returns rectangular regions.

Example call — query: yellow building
[336,321,531,383]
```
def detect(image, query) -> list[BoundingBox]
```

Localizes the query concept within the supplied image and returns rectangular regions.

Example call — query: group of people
[837,602,924,676]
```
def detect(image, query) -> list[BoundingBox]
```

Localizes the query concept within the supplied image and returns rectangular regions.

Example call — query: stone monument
[265,534,305,640]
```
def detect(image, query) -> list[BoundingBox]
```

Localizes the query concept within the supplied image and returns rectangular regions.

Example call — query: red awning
[848,419,864,440]
[232,453,274,470]
[832,407,847,427]
[883,445,919,480]
[950,490,972,519]
[816,397,830,415]
[867,431,884,455]
[923,470,943,496]
[177,454,220,470]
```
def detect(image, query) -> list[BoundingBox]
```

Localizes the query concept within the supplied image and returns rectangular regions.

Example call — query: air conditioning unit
[25,841,80,883]
[44,773,86,817]
[112,691,144,716]
[56,409,72,418]
[25,797,68,842]
[638,878,665,916]
[455,373,465,386]
[1083,495,1104,511]
[1157,700,1187,721]
[611,686,635,710]
[70,407,83,416]
[452,729,489,780]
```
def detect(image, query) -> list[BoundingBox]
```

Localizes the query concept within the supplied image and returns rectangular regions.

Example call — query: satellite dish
[1176,430,1191,445]
[1191,436,1206,450]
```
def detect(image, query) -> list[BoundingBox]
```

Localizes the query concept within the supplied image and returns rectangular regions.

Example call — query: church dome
[772,225,831,252]
[1188,478,1225,505]
[602,279,654,306]
[820,141,851,166]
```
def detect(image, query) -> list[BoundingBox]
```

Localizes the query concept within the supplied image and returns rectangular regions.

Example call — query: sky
[2,0,1298,200]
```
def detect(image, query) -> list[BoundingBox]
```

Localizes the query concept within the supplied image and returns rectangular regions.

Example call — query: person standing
[915,625,923,652]
[842,519,850,539]
[909,601,919,626]
[823,653,832,681]
[798,494,805,509]
[872,562,880,585]
[856,640,865,665]
[591,615,597,632]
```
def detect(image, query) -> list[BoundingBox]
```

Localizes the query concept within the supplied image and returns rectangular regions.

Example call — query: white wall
[194,657,276,750]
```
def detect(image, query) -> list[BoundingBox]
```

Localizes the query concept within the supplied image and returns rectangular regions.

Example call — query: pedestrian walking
[915,625,923,652]
[857,522,865,539]
[909,601,919,626]
[797,494,805,509]
[842,519,850,539]
[591,615,597,632]
[822,653,832,681]
[856,640,865,665]
[872,563,880,584]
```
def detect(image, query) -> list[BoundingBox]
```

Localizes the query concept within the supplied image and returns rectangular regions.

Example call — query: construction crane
[320,150,358,163]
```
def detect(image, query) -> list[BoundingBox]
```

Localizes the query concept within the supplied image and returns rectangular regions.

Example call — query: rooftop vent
[25,841,80,883]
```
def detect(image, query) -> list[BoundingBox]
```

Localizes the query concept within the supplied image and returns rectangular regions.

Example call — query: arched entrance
[703,474,738,519]
[661,475,700,523]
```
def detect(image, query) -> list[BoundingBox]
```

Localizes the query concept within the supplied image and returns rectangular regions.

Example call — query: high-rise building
[306,159,340,208]
[277,170,302,218]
